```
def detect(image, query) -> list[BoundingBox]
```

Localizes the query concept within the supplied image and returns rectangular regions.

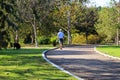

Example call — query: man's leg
[59,38,63,50]
[60,43,62,50]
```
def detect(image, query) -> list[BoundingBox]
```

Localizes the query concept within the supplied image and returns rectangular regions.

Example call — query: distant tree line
[0,0,120,49]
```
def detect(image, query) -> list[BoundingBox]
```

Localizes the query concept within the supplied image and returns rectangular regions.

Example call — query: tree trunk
[32,15,38,47]
[85,32,88,44]
[67,30,71,44]
[67,10,72,45]
[15,30,19,43]
[31,33,34,44]
[116,28,119,46]
[116,0,120,46]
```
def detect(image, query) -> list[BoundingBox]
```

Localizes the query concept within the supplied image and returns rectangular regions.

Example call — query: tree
[113,0,120,45]
[16,0,40,47]
[74,7,98,44]
[0,0,18,49]
[16,0,60,47]
[51,0,89,44]
[96,7,116,43]
[96,1,120,44]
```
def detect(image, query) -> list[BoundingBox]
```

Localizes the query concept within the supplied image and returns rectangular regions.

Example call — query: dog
[14,43,21,49]
[10,42,21,49]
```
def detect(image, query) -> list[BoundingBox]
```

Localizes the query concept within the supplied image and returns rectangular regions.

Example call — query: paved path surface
[46,45,120,80]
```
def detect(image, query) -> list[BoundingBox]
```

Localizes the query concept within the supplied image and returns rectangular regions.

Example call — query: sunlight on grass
[97,45,120,58]
[0,48,76,80]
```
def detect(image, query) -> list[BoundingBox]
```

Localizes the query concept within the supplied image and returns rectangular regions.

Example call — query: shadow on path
[46,45,120,80]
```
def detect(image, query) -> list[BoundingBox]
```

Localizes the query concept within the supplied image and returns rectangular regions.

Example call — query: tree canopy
[0,0,120,49]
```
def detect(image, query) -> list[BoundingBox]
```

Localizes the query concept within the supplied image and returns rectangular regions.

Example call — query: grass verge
[96,45,120,58]
[0,48,76,80]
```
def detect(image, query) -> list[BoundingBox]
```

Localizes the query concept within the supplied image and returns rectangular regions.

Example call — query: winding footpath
[45,45,120,80]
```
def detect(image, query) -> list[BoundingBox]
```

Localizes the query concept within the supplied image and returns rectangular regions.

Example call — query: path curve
[46,45,120,80]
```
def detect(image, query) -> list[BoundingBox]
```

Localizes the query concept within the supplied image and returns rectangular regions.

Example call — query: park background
[0,0,120,48]
[0,0,120,80]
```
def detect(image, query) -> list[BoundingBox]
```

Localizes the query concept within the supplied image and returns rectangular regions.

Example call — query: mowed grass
[97,45,120,58]
[0,48,76,80]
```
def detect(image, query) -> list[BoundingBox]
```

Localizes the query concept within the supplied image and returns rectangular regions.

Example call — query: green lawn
[0,48,76,80]
[97,45,120,58]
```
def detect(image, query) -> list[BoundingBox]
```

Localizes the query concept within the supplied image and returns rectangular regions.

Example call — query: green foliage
[50,36,58,46]
[72,34,86,44]
[0,0,19,49]
[74,7,98,35]
[87,34,100,44]
[96,7,117,43]
[23,33,32,44]
[38,36,50,45]
[50,36,57,43]
[2,0,120,46]
[72,34,101,44]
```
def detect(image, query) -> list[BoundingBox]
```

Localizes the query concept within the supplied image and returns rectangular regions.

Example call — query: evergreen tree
[0,0,17,49]
[74,7,98,44]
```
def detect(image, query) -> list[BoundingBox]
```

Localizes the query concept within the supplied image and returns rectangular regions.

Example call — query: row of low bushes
[32,34,102,45]
[23,35,58,45]
[72,34,101,44]
[37,36,58,45]
[37,34,101,45]
[24,34,112,45]
[1,34,114,49]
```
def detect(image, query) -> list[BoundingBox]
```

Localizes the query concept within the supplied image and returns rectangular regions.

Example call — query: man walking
[57,29,64,50]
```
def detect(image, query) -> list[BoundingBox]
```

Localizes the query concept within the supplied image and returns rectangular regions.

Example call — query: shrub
[87,34,100,44]
[50,36,57,43]
[1,41,8,49]
[50,36,58,46]
[23,34,32,44]
[72,34,86,44]
[72,34,101,44]
[38,36,50,45]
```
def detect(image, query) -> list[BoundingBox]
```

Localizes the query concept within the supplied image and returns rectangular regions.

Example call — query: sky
[88,0,119,7]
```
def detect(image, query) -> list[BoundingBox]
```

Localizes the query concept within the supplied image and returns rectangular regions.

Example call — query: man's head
[59,29,62,32]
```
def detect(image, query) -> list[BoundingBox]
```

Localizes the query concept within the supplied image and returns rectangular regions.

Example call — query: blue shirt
[58,31,64,39]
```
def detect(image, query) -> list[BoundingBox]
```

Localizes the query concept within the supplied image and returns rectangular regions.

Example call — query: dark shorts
[59,38,63,45]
